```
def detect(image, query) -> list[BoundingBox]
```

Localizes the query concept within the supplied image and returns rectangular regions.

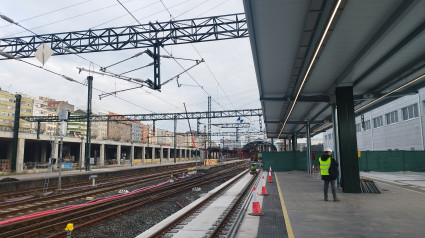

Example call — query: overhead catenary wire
[1,0,136,38]
[0,15,192,132]
[90,0,161,29]
[174,0,211,19]
[194,0,231,17]
[0,0,94,29]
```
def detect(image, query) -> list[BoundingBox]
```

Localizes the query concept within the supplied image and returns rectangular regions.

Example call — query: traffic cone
[312,165,315,174]
[261,175,268,196]
[267,166,273,183]
[249,187,263,216]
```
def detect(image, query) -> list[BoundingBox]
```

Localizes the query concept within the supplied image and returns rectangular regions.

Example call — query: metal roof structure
[243,0,425,139]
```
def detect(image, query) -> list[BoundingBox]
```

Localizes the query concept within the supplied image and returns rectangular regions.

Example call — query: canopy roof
[244,0,425,138]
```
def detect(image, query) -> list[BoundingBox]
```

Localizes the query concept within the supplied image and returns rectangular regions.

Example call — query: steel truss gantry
[0,13,248,59]
[211,123,250,128]
[20,109,263,122]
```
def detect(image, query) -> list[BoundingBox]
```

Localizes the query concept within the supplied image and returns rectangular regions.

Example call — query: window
[385,111,398,125]
[364,120,371,131]
[402,103,418,120]
[373,116,383,128]
[356,123,361,132]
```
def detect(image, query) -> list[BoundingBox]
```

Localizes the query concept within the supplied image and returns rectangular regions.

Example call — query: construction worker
[250,163,257,175]
[319,148,340,202]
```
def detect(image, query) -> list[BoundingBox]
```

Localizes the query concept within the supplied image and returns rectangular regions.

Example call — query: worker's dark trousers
[324,180,337,199]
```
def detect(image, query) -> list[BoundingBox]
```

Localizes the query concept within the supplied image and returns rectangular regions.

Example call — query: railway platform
[236,170,425,238]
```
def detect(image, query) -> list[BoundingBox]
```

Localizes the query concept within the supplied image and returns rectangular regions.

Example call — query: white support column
[142,146,146,164]
[16,138,25,173]
[180,149,183,161]
[130,144,135,166]
[99,144,105,166]
[167,147,171,163]
[152,147,156,164]
[53,141,59,160]
[117,145,121,165]
[189,148,192,160]
[160,146,163,164]
[80,140,85,169]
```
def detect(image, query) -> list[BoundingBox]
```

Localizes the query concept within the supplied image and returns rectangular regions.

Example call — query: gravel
[73,177,230,238]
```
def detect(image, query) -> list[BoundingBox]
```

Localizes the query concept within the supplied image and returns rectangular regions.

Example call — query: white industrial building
[324,87,425,151]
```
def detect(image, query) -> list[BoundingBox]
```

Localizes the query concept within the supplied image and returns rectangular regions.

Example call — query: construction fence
[262,150,425,172]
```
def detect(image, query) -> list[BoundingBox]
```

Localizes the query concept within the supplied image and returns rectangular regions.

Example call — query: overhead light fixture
[355,72,425,113]
[278,0,342,138]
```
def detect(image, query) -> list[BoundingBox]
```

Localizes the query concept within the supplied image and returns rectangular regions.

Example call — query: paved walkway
[272,171,425,238]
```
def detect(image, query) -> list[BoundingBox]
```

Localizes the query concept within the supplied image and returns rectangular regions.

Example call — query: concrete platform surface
[277,171,425,238]
[361,171,425,190]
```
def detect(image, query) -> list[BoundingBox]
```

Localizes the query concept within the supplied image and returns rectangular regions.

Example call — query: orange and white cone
[249,187,263,216]
[261,175,268,196]
[267,166,273,183]
[312,164,315,174]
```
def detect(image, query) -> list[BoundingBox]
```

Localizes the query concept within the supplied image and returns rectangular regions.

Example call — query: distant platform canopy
[243,140,277,151]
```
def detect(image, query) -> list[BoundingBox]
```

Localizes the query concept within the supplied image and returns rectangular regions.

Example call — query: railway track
[0,167,188,220]
[147,168,260,238]
[0,164,192,199]
[0,164,247,238]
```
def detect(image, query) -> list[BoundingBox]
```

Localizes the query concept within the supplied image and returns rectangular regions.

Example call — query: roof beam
[265,120,324,124]
[260,95,329,102]
[326,0,417,92]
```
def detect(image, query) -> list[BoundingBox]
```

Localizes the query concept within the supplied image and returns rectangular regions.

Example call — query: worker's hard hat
[324,148,333,153]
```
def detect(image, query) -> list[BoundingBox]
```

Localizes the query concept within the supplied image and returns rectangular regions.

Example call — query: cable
[192,45,236,110]
[160,0,174,19]
[116,0,145,26]
[194,0,231,17]
[174,0,211,19]
[90,1,160,29]
[2,0,136,38]
[0,0,94,29]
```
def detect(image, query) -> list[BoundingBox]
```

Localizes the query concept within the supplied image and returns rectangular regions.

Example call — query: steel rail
[148,168,256,237]
[0,163,246,238]
[208,170,260,237]
[0,164,191,201]
[0,172,171,219]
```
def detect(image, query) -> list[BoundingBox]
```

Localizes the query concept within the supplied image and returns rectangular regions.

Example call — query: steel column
[11,94,21,172]
[335,86,361,193]
[331,104,342,184]
[306,120,311,174]
[174,115,177,163]
[207,96,211,158]
[85,76,93,171]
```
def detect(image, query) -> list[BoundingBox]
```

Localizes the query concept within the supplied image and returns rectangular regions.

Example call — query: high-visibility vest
[319,157,331,175]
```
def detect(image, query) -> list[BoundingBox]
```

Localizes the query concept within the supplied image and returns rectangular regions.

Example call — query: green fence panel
[295,152,307,171]
[265,150,425,173]
[404,151,425,172]
[359,150,425,172]
[262,152,295,171]
[262,151,308,172]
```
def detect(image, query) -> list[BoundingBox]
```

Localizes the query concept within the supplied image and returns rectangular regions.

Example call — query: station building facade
[323,87,425,151]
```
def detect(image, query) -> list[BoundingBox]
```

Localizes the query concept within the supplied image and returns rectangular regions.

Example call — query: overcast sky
[0,0,266,141]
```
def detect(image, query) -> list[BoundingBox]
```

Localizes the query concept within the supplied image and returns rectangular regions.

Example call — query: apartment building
[323,87,425,151]
[131,121,142,142]
[42,98,75,135]
[31,96,48,133]
[0,89,33,132]
[107,112,131,141]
